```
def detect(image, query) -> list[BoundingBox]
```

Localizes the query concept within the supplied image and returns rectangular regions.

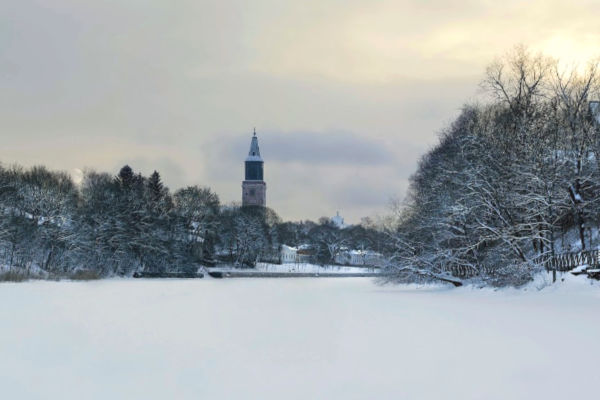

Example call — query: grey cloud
[2,0,595,222]
[268,132,392,165]
[211,131,394,167]
[331,179,393,208]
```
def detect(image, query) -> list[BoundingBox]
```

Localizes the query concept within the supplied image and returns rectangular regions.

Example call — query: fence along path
[540,249,600,272]
[442,265,497,279]
[443,250,600,278]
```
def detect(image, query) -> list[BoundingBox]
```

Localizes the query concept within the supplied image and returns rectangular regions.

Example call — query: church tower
[242,129,266,207]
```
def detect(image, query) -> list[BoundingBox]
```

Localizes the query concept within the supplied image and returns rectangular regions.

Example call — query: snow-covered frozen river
[1,277,599,400]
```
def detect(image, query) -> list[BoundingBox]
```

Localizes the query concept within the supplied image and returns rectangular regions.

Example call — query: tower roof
[246,129,263,162]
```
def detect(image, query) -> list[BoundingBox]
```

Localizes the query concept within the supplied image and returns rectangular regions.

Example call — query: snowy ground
[1,274,599,400]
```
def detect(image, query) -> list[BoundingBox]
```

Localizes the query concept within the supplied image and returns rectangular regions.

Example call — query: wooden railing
[443,249,600,278]
[538,249,600,272]
[442,265,496,278]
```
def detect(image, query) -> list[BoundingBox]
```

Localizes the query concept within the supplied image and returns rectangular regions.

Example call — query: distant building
[335,249,384,266]
[331,211,347,228]
[242,129,266,207]
[296,245,314,263]
[280,244,382,266]
[280,244,314,264]
[280,245,297,263]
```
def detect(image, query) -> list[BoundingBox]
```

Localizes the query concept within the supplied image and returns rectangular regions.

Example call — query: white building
[281,244,383,266]
[331,211,347,229]
[280,244,315,264]
[335,249,384,266]
[280,245,298,263]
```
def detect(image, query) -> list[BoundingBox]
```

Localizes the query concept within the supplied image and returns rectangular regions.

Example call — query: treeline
[0,164,388,278]
[384,47,600,286]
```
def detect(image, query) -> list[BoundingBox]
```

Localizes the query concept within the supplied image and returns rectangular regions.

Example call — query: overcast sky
[2,0,599,222]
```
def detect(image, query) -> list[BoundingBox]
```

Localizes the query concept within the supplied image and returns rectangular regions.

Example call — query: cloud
[1,0,599,222]
[269,131,394,165]
[209,130,393,166]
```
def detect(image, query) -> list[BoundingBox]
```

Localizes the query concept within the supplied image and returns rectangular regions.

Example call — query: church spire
[242,128,266,207]
[246,129,263,161]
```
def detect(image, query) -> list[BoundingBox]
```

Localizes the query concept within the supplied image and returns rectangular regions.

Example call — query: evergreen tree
[116,165,134,188]
[148,170,164,203]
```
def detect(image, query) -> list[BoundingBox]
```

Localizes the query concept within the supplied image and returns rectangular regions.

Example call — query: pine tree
[116,165,134,188]
[148,170,164,203]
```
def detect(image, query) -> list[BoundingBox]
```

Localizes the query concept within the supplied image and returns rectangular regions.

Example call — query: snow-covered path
[1,277,599,400]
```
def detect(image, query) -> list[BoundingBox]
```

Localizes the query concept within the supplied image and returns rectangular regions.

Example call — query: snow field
[0,275,599,399]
